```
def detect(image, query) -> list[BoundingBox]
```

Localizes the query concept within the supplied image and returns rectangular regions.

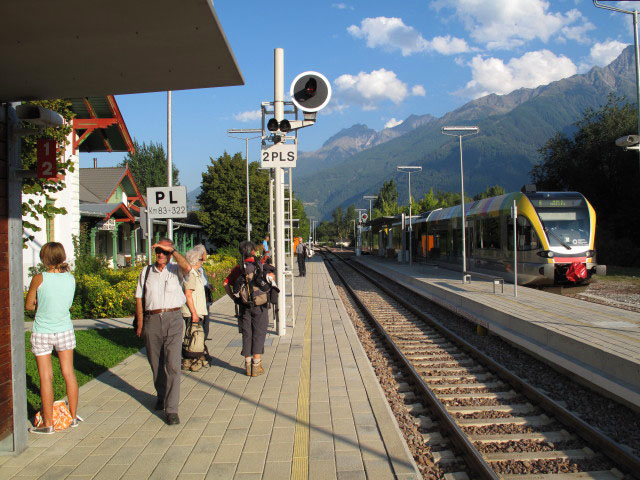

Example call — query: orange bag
[33,400,73,432]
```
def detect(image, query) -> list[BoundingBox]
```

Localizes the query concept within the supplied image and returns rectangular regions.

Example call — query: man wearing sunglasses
[135,238,192,425]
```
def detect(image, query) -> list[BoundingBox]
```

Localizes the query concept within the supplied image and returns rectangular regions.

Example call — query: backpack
[182,320,205,359]
[235,261,270,307]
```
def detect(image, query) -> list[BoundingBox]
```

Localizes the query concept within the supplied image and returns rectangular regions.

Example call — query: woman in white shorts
[25,242,81,434]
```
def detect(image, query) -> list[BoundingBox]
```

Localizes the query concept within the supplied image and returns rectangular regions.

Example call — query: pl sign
[147,186,188,219]
[261,143,297,168]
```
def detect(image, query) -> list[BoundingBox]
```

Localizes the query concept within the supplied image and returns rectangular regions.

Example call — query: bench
[462,271,504,294]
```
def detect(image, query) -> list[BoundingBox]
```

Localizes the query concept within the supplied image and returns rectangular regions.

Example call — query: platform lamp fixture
[441,126,479,277]
[397,166,422,266]
[227,128,262,241]
[593,1,640,169]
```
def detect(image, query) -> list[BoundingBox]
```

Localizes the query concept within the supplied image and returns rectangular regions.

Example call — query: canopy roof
[71,96,135,153]
[0,0,243,101]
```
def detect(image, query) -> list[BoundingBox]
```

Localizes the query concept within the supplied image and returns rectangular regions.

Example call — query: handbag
[33,400,73,432]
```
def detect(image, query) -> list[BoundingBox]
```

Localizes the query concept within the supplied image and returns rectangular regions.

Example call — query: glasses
[155,247,172,256]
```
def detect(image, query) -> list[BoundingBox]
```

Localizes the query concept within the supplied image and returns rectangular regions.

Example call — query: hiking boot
[245,361,252,376]
[251,361,264,377]
[181,358,192,371]
[190,359,202,372]
[29,425,54,435]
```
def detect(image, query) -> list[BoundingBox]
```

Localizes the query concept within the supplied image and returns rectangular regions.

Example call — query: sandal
[29,425,54,435]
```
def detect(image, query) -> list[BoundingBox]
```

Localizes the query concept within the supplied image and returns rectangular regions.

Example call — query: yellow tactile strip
[291,264,313,480]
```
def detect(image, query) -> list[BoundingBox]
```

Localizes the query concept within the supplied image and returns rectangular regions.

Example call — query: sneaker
[251,361,264,377]
[166,413,180,425]
[245,361,252,376]
[29,425,54,435]
[70,416,84,428]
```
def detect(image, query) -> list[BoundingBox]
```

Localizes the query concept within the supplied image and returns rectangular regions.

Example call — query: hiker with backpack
[223,241,275,377]
[180,248,209,372]
[296,237,307,277]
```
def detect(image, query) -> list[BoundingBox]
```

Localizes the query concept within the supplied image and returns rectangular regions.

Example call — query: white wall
[22,136,80,288]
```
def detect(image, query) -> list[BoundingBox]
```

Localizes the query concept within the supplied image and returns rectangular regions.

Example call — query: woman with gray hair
[192,244,211,339]
[181,248,208,339]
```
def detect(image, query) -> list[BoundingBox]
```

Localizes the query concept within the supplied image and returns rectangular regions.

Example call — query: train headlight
[537,250,555,258]
[585,250,595,258]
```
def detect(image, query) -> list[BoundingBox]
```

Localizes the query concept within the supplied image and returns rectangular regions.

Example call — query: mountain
[187,187,201,211]
[295,114,436,179]
[297,46,636,220]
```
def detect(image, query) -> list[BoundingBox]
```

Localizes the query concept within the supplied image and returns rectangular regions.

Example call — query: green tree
[473,185,506,200]
[531,95,640,265]
[119,140,179,194]
[197,152,269,248]
[373,179,399,217]
[21,100,76,245]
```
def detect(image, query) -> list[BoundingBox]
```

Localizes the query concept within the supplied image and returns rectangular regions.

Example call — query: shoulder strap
[142,266,152,311]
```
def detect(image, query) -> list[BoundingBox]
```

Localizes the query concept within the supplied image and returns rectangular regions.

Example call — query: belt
[145,307,181,316]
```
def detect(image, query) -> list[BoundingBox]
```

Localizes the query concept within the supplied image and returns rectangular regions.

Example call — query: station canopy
[70,96,135,154]
[0,0,244,102]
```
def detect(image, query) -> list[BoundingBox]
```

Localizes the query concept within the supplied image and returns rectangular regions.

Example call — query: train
[360,190,606,286]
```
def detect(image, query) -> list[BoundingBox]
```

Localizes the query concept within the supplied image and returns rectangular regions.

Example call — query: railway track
[321,249,639,480]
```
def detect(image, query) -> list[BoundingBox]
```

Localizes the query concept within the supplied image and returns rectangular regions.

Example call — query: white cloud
[384,118,403,129]
[589,40,628,66]
[460,49,577,98]
[233,110,261,122]
[332,3,352,10]
[435,0,593,50]
[334,68,425,110]
[347,17,469,56]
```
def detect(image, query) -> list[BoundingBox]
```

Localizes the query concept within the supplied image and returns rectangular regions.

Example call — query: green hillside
[297,46,636,219]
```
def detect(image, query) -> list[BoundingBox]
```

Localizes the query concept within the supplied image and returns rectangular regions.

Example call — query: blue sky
[82,0,636,192]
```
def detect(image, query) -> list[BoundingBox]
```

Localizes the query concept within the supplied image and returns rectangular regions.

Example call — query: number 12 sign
[36,139,58,179]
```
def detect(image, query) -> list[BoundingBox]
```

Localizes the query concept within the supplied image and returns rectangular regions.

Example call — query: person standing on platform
[262,234,270,259]
[25,242,81,434]
[224,241,269,377]
[135,239,192,425]
[193,244,211,341]
[296,237,307,277]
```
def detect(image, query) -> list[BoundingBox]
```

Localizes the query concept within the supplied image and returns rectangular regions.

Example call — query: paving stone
[235,450,267,473]
[205,462,236,480]
[124,453,164,477]
[92,463,129,480]
[308,459,337,480]
[266,442,293,462]
[243,435,270,453]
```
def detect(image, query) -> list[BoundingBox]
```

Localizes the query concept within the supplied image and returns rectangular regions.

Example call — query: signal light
[290,71,332,113]
[279,119,291,133]
[267,118,279,132]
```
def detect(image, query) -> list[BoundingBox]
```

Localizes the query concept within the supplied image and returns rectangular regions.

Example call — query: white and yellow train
[361,191,606,286]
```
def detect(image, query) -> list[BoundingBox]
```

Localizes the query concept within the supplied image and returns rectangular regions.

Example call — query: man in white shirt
[135,238,191,425]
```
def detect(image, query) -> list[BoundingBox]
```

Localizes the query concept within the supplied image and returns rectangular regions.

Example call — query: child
[25,242,81,434]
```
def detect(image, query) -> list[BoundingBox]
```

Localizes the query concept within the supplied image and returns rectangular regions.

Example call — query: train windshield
[534,198,590,249]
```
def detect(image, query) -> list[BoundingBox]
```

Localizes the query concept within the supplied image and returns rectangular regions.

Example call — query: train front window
[537,207,589,248]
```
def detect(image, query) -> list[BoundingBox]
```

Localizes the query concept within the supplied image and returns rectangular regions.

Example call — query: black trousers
[239,304,269,357]
[297,253,306,276]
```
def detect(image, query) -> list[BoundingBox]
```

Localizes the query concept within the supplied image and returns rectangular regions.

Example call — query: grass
[25,328,143,417]
[598,265,640,286]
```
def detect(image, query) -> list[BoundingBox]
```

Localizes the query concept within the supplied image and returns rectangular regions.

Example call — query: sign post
[146,186,188,264]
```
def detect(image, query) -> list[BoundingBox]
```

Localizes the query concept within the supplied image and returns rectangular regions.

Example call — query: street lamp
[441,126,479,275]
[397,166,422,266]
[228,128,262,241]
[594,1,640,169]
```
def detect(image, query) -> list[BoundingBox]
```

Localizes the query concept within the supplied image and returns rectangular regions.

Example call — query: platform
[353,255,640,410]
[0,258,420,480]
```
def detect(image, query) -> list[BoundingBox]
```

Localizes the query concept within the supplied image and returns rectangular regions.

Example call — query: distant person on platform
[296,237,307,277]
[262,234,270,258]
[135,239,191,425]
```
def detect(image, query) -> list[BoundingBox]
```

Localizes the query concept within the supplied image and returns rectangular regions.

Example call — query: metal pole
[167,91,173,241]
[408,171,412,267]
[459,135,466,274]
[269,175,274,253]
[274,48,286,336]
[634,10,640,170]
[246,138,250,241]
[147,210,153,266]
[512,200,518,297]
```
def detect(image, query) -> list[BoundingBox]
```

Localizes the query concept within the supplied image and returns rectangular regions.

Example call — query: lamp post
[441,126,479,275]
[594,1,640,169]
[227,128,262,241]
[308,216,315,244]
[312,220,318,245]
[355,208,367,252]
[397,166,422,266]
